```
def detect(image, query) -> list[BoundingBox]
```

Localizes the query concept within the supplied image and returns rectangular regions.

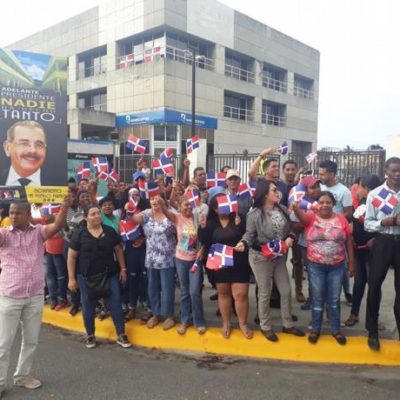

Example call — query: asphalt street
[3,325,400,400]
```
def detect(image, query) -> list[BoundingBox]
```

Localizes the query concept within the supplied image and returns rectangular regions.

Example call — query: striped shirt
[0,224,48,299]
[364,182,400,235]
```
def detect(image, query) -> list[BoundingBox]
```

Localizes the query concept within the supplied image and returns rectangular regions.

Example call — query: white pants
[0,295,43,385]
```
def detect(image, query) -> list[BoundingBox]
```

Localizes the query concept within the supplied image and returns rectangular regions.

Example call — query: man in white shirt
[2,121,47,186]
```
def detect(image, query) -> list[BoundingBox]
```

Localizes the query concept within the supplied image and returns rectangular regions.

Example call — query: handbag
[83,229,110,301]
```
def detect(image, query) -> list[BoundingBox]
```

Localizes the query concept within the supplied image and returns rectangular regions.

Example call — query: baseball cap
[301,175,320,188]
[133,171,145,181]
[208,186,225,202]
[225,169,240,180]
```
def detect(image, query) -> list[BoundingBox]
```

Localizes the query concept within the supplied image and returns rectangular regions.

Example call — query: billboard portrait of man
[2,121,48,186]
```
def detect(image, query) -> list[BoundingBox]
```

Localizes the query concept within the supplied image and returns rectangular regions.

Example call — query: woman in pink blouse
[293,191,355,345]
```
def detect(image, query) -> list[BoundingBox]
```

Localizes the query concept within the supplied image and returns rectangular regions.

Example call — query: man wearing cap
[225,169,252,217]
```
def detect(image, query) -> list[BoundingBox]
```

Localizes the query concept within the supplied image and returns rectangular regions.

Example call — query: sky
[1,0,399,150]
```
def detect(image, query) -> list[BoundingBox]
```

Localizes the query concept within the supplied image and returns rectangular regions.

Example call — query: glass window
[154,125,165,141]
[166,125,177,141]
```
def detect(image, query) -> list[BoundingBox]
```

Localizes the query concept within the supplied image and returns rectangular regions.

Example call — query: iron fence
[116,150,386,188]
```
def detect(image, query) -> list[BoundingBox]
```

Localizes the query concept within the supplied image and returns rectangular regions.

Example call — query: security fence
[117,150,386,188]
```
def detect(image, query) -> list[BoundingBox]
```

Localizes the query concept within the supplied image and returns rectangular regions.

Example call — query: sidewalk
[43,266,400,366]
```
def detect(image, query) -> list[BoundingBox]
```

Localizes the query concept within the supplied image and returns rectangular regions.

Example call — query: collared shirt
[0,224,48,299]
[364,181,400,235]
[5,166,41,186]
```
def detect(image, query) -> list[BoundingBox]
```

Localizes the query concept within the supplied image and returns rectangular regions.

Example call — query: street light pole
[191,49,196,138]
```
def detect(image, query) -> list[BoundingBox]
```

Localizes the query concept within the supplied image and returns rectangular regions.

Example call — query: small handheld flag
[277,141,288,155]
[76,162,91,181]
[237,182,256,199]
[206,173,226,188]
[108,170,120,183]
[41,204,61,216]
[289,184,306,204]
[371,188,399,215]
[98,171,109,181]
[91,156,109,173]
[261,240,288,260]
[299,199,320,211]
[119,220,143,242]
[186,136,200,154]
[206,244,234,270]
[138,180,159,199]
[127,134,146,154]
[305,151,318,164]
[217,193,238,214]
[185,189,201,208]
[160,148,174,159]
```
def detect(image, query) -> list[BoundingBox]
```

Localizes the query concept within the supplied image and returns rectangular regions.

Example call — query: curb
[43,306,400,366]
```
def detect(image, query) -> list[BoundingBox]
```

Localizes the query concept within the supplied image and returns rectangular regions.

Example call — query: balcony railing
[78,65,107,79]
[224,105,254,122]
[224,64,255,83]
[293,85,314,99]
[165,46,215,71]
[262,75,287,92]
[85,104,107,112]
[262,113,286,127]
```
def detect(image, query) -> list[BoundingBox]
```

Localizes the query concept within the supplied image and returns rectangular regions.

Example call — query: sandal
[221,325,231,339]
[332,331,347,345]
[308,331,320,344]
[239,324,254,339]
[197,326,207,335]
[344,314,359,327]
[146,315,159,329]
[177,323,188,335]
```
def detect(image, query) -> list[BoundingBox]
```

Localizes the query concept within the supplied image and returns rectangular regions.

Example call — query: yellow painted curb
[43,306,400,366]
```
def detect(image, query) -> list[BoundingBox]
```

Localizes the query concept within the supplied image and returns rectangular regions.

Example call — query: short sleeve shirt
[175,214,198,261]
[320,183,352,214]
[305,213,351,265]
[141,209,176,269]
[69,224,121,277]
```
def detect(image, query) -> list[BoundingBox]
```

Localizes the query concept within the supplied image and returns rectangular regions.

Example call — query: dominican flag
[371,188,399,215]
[305,151,318,164]
[151,159,164,176]
[119,220,143,242]
[98,171,109,181]
[206,173,226,188]
[108,170,120,183]
[138,180,159,199]
[206,244,234,270]
[160,147,174,159]
[125,201,137,215]
[185,189,201,208]
[238,182,256,199]
[277,141,288,155]
[186,136,200,154]
[191,259,201,273]
[261,240,288,260]
[289,183,306,204]
[76,162,91,181]
[299,199,320,211]
[41,204,61,216]
[91,156,109,173]
[353,204,367,222]
[127,134,147,154]
[152,157,174,177]
[217,193,238,214]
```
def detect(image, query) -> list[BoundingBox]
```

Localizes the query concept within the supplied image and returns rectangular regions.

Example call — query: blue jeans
[77,273,125,337]
[175,258,205,326]
[123,244,147,309]
[147,267,175,317]
[45,253,68,301]
[63,240,80,307]
[308,262,345,333]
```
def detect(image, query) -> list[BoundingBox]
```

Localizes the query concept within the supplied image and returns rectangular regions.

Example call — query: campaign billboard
[0,48,67,187]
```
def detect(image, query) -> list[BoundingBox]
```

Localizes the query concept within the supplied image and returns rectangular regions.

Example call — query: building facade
[9,0,320,162]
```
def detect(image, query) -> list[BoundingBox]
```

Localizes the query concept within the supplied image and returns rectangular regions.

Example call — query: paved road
[4,326,400,400]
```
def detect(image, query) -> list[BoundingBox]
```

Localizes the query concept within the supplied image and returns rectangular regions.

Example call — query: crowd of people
[0,148,399,397]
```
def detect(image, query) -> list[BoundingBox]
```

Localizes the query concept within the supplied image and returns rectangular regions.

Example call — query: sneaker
[49,300,57,310]
[116,334,132,348]
[98,310,108,321]
[282,327,305,337]
[85,335,97,349]
[54,298,69,312]
[332,331,347,345]
[121,303,128,314]
[69,305,79,316]
[124,308,136,322]
[163,317,176,330]
[14,377,42,390]
[197,326,207,335]
[209,293,218,301]
[301,298,312,311]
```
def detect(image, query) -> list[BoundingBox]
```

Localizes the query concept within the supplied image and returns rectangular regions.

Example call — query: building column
[107,41,118,72]
[254,60,263,86]
[69,122,81,140]
[214,44,225,75]
[287,71,294,96]
[68,55,77,82]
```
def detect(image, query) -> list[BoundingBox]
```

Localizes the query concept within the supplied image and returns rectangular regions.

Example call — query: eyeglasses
[271,188,279,193]
[12,140,47,150]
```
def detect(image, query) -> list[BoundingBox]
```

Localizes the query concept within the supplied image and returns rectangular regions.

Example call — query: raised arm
[248,147,277,182]
[182,158,190,188]
[291,201,309,226]
[44,196,70,238]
